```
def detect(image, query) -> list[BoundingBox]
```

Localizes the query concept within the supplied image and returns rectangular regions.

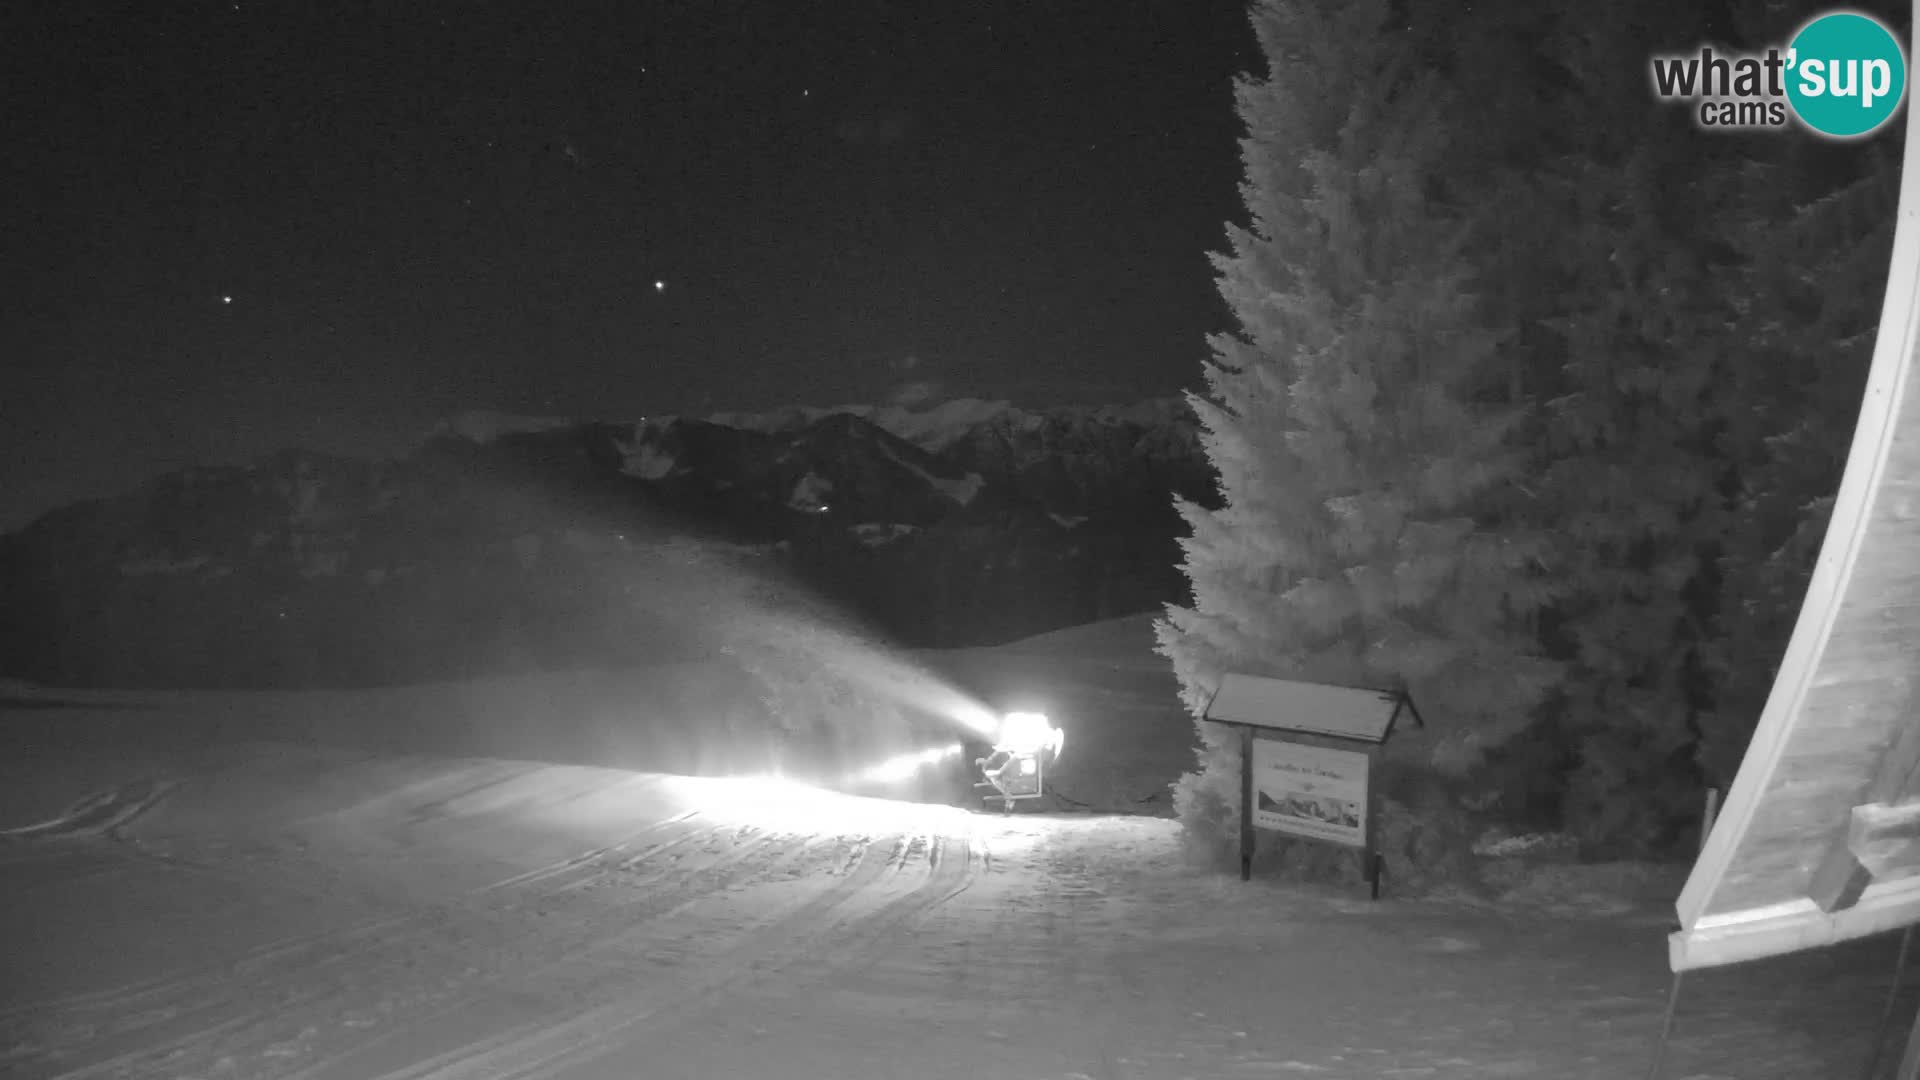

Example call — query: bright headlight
[995,711,1060,754]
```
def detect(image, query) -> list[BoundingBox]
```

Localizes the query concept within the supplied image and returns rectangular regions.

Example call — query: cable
[1645,972,1684,1080]
[1862,923,1916,1080]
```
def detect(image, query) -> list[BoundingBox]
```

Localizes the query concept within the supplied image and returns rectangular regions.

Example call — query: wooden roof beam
[1810,714,1920,913]
[1854,800,1920,878]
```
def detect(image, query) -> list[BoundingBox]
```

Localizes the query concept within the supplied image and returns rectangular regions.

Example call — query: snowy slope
[0,737,1895,1080]
[0,618,1904,1068]
[1,620,1889,1079]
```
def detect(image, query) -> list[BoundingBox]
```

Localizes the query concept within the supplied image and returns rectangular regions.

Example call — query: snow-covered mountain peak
[701,397,1188,456]
[427,410,575,445]
[851,398,1027,451]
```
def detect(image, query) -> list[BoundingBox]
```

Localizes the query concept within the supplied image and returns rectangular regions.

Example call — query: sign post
[1205,674,1422,898]
[1240,724,1256,882]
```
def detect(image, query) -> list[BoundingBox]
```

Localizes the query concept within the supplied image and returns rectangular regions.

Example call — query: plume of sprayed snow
[619,535,1000,746]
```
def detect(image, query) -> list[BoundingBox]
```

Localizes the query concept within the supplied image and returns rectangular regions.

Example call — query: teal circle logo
[1786,12,1908,138]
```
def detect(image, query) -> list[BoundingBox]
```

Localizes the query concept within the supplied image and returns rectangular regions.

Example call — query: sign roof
[1203,673,1413,744]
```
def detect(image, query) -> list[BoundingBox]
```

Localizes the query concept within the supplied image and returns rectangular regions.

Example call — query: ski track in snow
[0,755,1906,1080]
[7,817,823,1078]
[0,762,994,1080]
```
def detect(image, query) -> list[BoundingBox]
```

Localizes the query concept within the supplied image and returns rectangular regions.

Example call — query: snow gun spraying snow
[973,710,1064,812]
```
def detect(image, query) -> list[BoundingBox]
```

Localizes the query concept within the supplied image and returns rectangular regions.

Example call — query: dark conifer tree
[1473,3,1758,852]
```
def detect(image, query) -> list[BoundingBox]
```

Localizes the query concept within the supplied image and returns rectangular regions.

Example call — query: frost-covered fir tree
[1155,0,1560,876]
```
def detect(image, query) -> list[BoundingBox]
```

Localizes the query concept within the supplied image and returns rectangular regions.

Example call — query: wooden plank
[1806,647,1918,681]
[1775,748,1888,787]
[1835,574,1920,614]
[1742,803,1852,846]
[1717,849,1826,913]
[1791,682,1908,724]
[1807,845,1871,913]
[1807,666,1914,701]
[1672,877,1920,971]
[1867,715,1920,803]
[1742,784,1863,836]
[1699,698,1915,916]
[1809,722,1920,913]
[1812,620,1920,655]
[1835,620,1920,653]
[1813,644,1917,676]
[1854,802,1920,878]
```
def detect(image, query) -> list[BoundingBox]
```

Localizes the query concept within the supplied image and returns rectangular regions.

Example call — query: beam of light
[613,548,1003,741]
[948,701,1003,738]
[762,630,1002,739]
[851,742,963,784]
[582,535,1011,776]
[662,772,970,835]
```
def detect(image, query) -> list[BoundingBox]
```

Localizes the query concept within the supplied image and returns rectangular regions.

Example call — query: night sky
[2,1,1255,531]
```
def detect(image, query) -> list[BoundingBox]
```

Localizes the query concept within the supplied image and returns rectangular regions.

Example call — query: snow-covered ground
[1,620,1910,1079]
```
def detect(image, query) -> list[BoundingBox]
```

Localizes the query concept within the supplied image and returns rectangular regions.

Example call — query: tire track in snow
[28,820,745,1080]
[120,823,837,1080]
[400,765,538,825]
[0,779,176,842]
[901,821,1132,1075]
[317,825,978,1080]
[493,826,980,1080]
[1,804,708,1026]
[0,808,701,1029]
[7,811,729,1078]
[276,824,852,1080]
[0,843,143,894]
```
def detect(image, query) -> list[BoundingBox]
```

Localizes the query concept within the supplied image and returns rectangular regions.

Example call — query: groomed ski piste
[0,616,1904,1079]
